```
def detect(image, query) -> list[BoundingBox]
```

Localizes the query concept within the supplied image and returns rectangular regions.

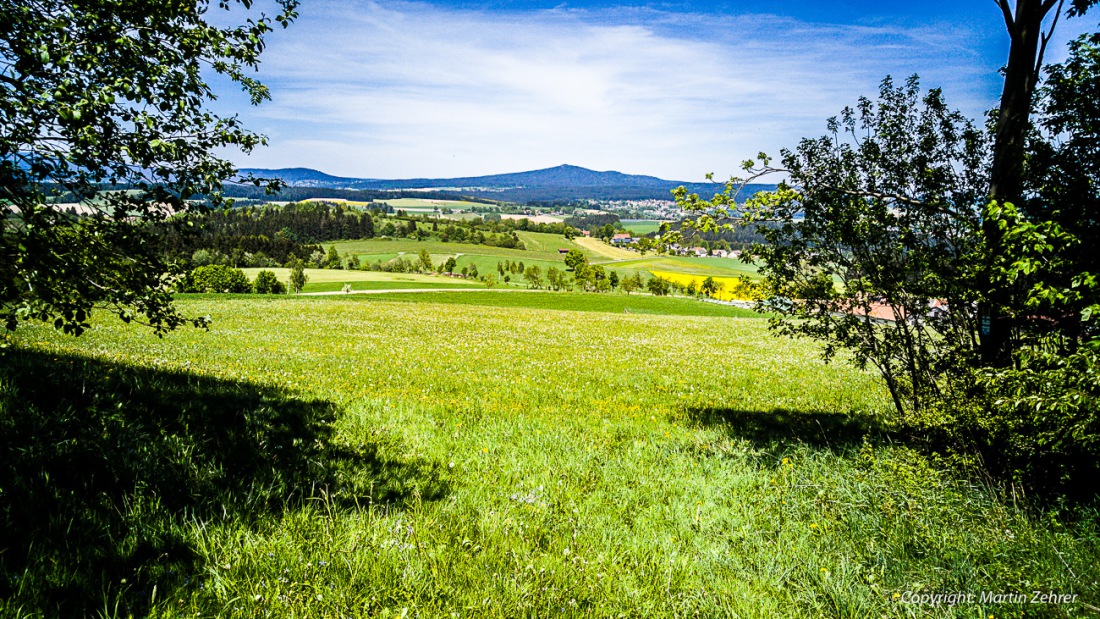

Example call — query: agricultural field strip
[300,288,550,296]
[570,236,638,260]
[240,267,483,287]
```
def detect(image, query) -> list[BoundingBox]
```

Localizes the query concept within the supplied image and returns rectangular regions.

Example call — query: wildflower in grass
[809,523,818,529]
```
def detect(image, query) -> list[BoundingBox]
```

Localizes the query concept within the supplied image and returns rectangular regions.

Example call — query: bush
[253,270,287,295]
[912,348,1100,501]
[181,265,251,293]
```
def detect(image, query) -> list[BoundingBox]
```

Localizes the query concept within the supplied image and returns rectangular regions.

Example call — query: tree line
[158,202,373,267]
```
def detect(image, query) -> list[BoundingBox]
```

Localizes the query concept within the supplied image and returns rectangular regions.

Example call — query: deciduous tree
[288,258,307,294]
[0,0,298,334]
[564,249,587,272]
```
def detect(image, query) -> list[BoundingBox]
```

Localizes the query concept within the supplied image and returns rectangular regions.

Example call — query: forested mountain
[239,164,777,203]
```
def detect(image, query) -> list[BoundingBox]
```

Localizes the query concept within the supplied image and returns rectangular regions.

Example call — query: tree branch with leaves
[0,0,298,335]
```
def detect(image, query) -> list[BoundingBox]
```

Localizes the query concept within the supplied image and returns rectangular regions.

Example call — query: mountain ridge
[238,164,773,203]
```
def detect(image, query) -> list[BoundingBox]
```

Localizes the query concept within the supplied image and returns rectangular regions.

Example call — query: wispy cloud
[221,0,1055,180]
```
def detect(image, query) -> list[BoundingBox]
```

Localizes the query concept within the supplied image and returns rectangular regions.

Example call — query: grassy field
[327,233,620,286]
[614,255,763,280]
[303,280,486,293]
[342,290,761,317]
[620,220,665,235]
[378,198,492,210]
[330,233,599,263]
[4,295,1099,618]
[328,232,764,285]
[513,230,579,254]
[571,236,638,260]
[240,268,486,293]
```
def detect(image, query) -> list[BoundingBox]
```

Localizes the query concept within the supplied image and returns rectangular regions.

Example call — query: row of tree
[159,202,372,267]
[176,265,287,295]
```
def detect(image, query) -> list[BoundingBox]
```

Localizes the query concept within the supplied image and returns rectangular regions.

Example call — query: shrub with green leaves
[918,348,1100,499]
[252,270,287,295]
[181,265,251,294]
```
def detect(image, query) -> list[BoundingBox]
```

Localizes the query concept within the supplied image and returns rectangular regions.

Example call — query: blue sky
[218,0,1095,181]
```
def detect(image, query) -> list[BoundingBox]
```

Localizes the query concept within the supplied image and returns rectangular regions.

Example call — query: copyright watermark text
[896,590,1079,606]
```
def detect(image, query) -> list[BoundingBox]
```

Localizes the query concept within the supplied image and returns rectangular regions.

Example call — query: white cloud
[222,0,1053,181]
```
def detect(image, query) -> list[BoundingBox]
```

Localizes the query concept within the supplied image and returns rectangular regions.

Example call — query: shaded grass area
[0,347,446,618]
[687,407,889,451]
[354,290,762,317]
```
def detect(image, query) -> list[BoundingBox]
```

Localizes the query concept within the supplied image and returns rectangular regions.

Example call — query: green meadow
[619,220,665,235]
[330,232,600,263]
[239,268,486,293]
[328,233,764,286]
[348,290,760,317]
[3,293,1098,617]
[377,198,492,211]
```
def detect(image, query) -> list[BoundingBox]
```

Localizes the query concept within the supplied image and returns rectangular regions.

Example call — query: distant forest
[564,213,621,230]
[159,202,374,266]
[219,183,499,205]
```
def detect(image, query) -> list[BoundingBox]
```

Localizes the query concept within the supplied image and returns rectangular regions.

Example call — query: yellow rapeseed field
[650,270,764,301]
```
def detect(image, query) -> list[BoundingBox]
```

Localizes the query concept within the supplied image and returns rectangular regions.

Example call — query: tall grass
[3,296,1097,618]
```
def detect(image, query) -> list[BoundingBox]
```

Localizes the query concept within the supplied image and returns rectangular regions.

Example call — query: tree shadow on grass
[0,347,448,618]
[686,406,893,452]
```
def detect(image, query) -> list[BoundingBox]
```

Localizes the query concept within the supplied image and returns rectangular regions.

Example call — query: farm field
[240,268,486,293]
[330,233,599,263]
[339,289,761,317]
[501,213,564,225]
[378,197,493,210]
[4,296,1099,617]
[650,271,762,302]
[620,219,665,235]
[513,230,579,254]
[303,280,485,293]
[571,236,638,260]
[616,255,763,280]
[326,234,763,286]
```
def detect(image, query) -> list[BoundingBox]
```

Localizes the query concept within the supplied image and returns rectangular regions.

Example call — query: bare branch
[1034,0,1065,88]
[998,0,1017,36]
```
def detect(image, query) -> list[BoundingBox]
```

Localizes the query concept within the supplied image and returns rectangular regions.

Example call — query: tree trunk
[982,0,1062,365]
